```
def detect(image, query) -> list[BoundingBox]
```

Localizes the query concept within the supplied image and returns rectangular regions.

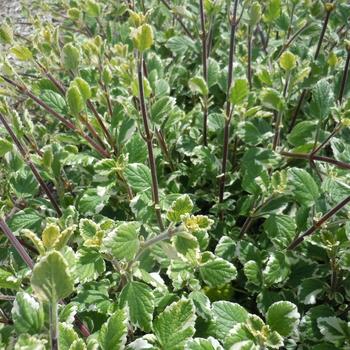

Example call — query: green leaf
[0,137,13,156]
[41,90,67,114]
[0,267,20,289]
[153,299,196,350]
[98,309,128,350]
[119,281,154,331]
[72,77,91,101]
[31,251,74,302]
[14,334,45,350]
[264,214,296,249]
[124,163,152,192]
[263,252,290,286]
[287,121,317,146]
[260,88,284,111]
[59,323,79,350]
[10,171,39,198]
[249,2,262,26]
[208,58,220,88]
[264,0,281,22]
[229,78,249,105]
[189,76,208,96]
[78,188,110,215]
[102,222,140,261]
[266,301,300,337]
[166,36,195,55]
[75,247,106,283]
[167,194,193,223]
[0,22,13,44]
[12,292,44,335]
[11,46,33,61]
[288,168,320,207]
[86,0,101,17]
[279,51,296,71]
[298,278,325,305]
[42,223,60,249]
[66,85,84,116]
[69,339,87,350]
[186,338,223,350]
[132,24,154,52]
[199,255,237,287]
[310,79,334,120]
[61,43,80,70]
[243,260,262,286]
[317,317,350,344]
[212,301,249,339]
[8,209,42,232]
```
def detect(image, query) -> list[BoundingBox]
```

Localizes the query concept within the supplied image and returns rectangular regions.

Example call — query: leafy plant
[0,0,350,349]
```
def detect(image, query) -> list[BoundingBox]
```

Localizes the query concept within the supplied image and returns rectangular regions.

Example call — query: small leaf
[317,317,349,344]
[41,90,67,114]
[124,163,152,193]
[22,229,45,256]
[189,76,209,96]
[264,214,296,249]
[98,309,128,350]
[229,78,248,105]
[288,168,320,207]
[0,22,13,44]
[59,323,79,350]
[153,299,196,350]
[266,301,300,337]
[249,2,262,26]
[119,281,154,332]
[0,267,20,289]
[263,252,290,286]
[72,77,91,101]
[11,46,32,61]
[212,301,249,339]
[75,247,106,283]
[310,79,334,120]
[199,255,237,287]
[102,222,140,261]
[132,24,154,52]
[42,223,60,249]
[261,88,284,111]
[31,251,74,302]
[86,0,101,17]
[167,195,193,223]
[0,137,12,156]
[279,51,296,71]
[61,43,80,70]
[66,85,84,116]
[12,292,44,335]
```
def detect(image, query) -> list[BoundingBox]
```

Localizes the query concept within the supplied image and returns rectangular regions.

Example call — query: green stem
[50,301,59,350]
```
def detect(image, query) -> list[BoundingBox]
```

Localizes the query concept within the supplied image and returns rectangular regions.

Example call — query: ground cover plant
[0,0,350,348]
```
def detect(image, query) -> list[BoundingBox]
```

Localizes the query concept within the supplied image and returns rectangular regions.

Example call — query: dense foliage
[0,0,350,349]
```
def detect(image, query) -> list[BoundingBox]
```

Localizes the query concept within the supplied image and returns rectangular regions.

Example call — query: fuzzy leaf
[229,78,249,105]
[124,163,152,192]
[167,195,193,223]
[132,24,154,52]
[11,46,32,61]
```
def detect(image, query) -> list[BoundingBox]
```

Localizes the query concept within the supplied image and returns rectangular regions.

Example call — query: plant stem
[50,301,59,350]
[218,0,239,211]
[281,151,350,171]
[137,54,164,231]
[338,48,350,103]
[159,0,194,39]
[1,75,109,158]
[199,0,209,146]
[287,195,350,250]
[247,25,252,89]
[0,218,34,269]
[0,113,62,216]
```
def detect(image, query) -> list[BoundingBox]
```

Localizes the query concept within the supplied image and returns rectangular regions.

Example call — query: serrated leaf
[12,292,44,335]
[199,255,237,287]
[42,223,60,249]
[41,90,67,114]
[59,323,79,350]
[186,337,224,350]
[229,78,249,105]
[263,252,290,286]
[75,247,106,283]
[244,260,262,286]
[288,168,320,207]
[69,339,87,350]
[260,88,284,111]
[78,188,110,215]
[124,163,152,192]
[310,79,334,120]
[86,0,101,17]
[31,251,74,302]
[153,299,196,350]
[264,214,296,249]
[98,309,128,350]
[8,209,42,232]
[72,77,91,101]
[167,194,193,223]
[119,281,154,331]
[132,24,154,52]
[66,85,84,116]
[11,46,32,61]
[103,222,140,261]
[266,301,300,337]
[212,301,249,339]
[14,334,45,350]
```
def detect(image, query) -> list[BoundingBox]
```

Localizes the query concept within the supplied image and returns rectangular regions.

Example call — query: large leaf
[119,281,154,331]
[264,214,296,249]
[102,222,140,261]
[167,194,193,223]
[317,317,350,344]
[266,301,300,337]
[153,299,196,350]
[31,251,74,302]
[98,309,128,350]
[12,292,44,335]
[310,79,334,120]
[124,163,152,193]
